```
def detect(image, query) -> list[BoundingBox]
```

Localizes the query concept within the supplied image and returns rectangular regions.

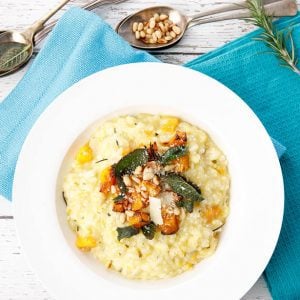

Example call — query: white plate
[13,63,283,300]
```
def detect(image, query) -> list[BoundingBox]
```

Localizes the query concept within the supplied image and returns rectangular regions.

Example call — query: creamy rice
[63,114,230,279]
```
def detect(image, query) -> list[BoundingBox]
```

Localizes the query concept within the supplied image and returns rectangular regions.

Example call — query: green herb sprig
[246,0,300,75]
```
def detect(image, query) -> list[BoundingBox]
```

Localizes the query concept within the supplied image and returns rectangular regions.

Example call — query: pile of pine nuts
[132,13,181,45]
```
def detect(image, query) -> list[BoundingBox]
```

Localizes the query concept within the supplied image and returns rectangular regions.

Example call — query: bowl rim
[12,62,284,300]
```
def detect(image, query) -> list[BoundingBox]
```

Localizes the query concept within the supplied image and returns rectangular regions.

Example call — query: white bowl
[13,63,283,300]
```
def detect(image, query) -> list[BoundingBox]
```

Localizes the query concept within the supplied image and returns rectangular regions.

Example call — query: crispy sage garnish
[160,146,188,164]
[117,226,139,241]
[113,194,124,203]
[115,148,149,175]
[176,199,194,213]
[142,222,156,240]
[162,174,203,212]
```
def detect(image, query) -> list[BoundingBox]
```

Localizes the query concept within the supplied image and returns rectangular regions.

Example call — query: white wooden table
[1,0,298,298]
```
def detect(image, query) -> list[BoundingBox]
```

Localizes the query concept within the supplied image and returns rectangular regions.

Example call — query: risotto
[63,114,230,279]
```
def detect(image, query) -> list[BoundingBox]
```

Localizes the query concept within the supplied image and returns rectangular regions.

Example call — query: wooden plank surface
[1,0,299,298]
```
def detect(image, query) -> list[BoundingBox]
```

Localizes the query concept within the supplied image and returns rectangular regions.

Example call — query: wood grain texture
[1,0,299,298]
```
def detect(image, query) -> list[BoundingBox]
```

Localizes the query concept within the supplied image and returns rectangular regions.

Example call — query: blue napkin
[0,7,299,300]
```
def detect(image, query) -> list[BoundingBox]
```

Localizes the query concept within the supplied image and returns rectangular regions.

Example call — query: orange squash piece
[160,211,179,235]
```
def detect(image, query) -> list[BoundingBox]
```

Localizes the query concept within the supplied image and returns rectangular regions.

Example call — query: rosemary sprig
[246,0,300,75]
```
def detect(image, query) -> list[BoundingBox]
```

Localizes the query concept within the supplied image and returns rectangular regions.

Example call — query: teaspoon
[116,0,297,50]
[0,0,71,77]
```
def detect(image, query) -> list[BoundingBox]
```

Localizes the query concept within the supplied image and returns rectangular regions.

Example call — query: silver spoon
[0,0,71,77]
[34,0,127,45]
[116,0,297,50]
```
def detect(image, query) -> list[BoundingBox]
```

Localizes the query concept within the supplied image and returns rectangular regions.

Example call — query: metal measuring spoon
[0,0,71,77]
[116,0,297,50]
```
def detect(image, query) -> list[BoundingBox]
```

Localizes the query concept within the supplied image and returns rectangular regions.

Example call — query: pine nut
[134,166,143,175]
[146,28,154,34]
[154,13,160,22]
[110,185,116,194]
[170,31,176,38]
[138,22,144,31]
[165,35,173,41]
[153,175,160,185]
[149,19,156,29]
[160,14,168,21]
[140,31,146,38]
[172,25,181,35]
[155,30,162,39]
[158,22,165,32]
[123,175,132,186]
[141,190,149,199]
[131,175,141,184]
[132,22,138,32]
[135,31,140,39]
[158,38,167,44]
[152,33,158,43]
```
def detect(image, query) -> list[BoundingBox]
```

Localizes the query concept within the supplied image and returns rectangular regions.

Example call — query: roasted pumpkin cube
[161,117,179,133]
[166,131,187,147]
[142,181,161,197]
[160,212,179,235]
[76,144,93,164]
[128,212,150,228]
[100,166,116,194]
[131,196,144,211]
[174,155,189,172]
[76,235,97,251]
[203,205,222,223]
[113,202,125,213]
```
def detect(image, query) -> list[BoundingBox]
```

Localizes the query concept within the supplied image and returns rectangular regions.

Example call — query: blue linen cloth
[0,7,299,300]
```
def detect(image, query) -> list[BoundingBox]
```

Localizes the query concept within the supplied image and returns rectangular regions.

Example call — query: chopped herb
[160,146,188,164]
[142,222,156,240]
[116,140,119,147]
[95,158,108,164]
[117,226,139,241]
[213,224,224,232]
[115,148,149,175]
[161,174,203,212]
[134,122,137,125]
[114,127,117,134]
[62,191,67,206]
[107,213,111,217]
[155,132,159,136]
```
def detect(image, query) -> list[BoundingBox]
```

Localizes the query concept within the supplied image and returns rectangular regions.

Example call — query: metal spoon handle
[34,0,126,45]
[188,0,297,27]
[22,0,71,40]
[188,0,279,23]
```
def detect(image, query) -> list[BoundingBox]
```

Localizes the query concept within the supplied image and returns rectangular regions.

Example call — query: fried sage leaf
[162,174,203,212]
[117,226,139,241]
[162,174,202,201]
[160,146,188,164]
[142,222,156,240]
[176,199,194,213]
[113,194,125,203]
[115,148,149,175]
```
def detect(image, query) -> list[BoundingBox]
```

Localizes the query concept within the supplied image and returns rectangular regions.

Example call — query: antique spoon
[116,0,297,50]
[34,0,127,45]
[0,0,71,77]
